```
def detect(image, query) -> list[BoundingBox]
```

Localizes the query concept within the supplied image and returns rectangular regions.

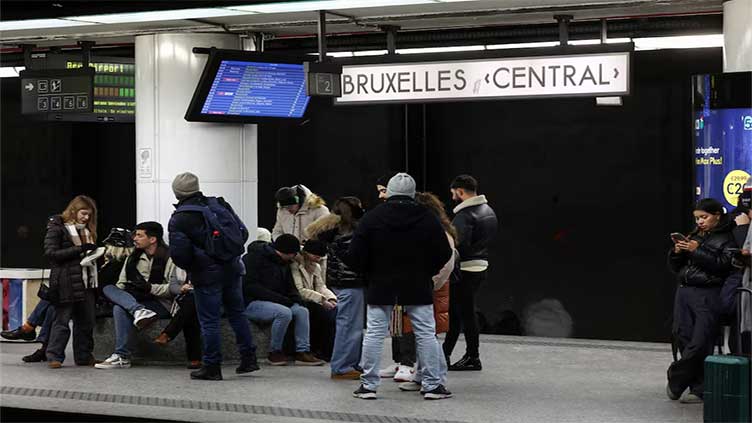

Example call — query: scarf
[65,223,98,289]
[125,245,169,300]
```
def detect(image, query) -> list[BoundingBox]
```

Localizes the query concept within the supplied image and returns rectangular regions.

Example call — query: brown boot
[153,332,170,346]
[294,352,325,366]
[48,361,62,369]
[267,351,288,366]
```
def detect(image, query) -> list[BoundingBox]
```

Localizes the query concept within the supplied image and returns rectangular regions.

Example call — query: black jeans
[162,294,202,362]
[304,302,336,361]
[46,289,96,364]
[668,286,721,397]
[443,270,486,359]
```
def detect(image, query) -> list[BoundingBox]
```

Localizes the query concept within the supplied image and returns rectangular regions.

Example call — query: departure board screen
[200,60,310,118]
[67,61,135,120]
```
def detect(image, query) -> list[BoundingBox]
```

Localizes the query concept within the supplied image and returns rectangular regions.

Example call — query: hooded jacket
[290,255,336,304]
[272,185,329,242]
[452,195,498,271]
[668,217,736,287]
[306,213,364,289]
[344,196,451,305]
[242,241,302,307]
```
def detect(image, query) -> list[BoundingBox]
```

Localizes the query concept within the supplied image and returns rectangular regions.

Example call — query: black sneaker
[353,384,377,400]
[22,348,47,362]
[423,385,453,400]
[1,327,36,342]
[236,355,260,374]
[190,365,223,381]
[449,355,482,371]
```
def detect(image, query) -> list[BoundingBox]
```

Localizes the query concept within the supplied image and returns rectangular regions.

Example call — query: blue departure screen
[201,60,310,118]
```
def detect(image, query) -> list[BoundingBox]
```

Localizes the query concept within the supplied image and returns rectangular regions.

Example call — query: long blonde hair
[61,195,98,242]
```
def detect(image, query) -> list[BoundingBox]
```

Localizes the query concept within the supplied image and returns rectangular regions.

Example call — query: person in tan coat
[398,192,458,393]
[272,185,329,242]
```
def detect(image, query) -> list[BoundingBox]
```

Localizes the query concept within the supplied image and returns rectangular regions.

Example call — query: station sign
[20,67,94,114]
[336,51,630,104]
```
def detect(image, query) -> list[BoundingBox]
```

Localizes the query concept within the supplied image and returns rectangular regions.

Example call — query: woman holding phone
[666,198,737,403]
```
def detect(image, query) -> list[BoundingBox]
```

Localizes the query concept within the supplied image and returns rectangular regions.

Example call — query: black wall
[1,78,136,268]
[260,49,723,342]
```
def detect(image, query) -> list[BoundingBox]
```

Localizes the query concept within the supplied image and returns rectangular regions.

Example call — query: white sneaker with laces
[393,365,415,382]
[398,381,422,392]
[94,353,131,369]
[378,363,399,378]
[133,308,158,330]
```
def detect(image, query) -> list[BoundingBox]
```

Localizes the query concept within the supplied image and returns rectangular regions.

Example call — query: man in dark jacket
[346,172,453,400]
[167,172,258,381]
[443,174,498,371]
[242,234,324,366]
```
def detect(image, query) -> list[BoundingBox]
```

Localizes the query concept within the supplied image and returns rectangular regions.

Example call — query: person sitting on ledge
[96,221,194,369]
[242,233,325,367]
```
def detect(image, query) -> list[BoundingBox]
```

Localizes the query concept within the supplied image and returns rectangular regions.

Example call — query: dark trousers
[391,333,416,366]
[46,289,96,364]
[162,294,202,362]
[668,286,721,397]
[193,274,256,365]
[304,302,336,361]
[443,270,485,359]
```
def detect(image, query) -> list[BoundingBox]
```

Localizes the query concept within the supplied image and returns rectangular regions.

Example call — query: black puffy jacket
[668,218,737,287]
[344,196,451,305]
[452,195,498,264]
[306,213,364,289]
[242,242,302,307]
[44,215,87,304]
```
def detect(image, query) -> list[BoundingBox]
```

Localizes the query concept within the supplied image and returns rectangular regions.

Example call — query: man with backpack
[168,172,258,380]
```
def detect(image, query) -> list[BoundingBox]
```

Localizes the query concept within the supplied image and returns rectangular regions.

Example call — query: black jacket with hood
[44,215,88,304]
[668,217,737,287]
[344,196,451,305]
[242,241,302,307]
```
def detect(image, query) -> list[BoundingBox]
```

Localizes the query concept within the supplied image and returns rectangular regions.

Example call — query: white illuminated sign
[336,52,630,104]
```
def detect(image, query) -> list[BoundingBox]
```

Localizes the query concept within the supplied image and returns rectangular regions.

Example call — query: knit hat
[256,227,272,243]
[172,172,200,200]
[303,239,327,257]
[386,173,416,199]
[275,187,299,207]
[273,234,300,255]
[102,228,133,247]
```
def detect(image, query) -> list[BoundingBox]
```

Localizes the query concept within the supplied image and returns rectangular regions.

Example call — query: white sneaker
[393,365,415,382]
[378,363,400,378]
[398,381,422,392]
[94,353,131,369]
[133,308,158,330]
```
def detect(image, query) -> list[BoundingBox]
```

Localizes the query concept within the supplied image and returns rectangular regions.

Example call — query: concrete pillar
[723,0,752,72]
[135,33,258,239]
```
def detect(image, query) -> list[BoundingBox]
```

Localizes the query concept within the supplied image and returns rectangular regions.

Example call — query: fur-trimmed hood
[306,213,341,239]
[296,185,326,211]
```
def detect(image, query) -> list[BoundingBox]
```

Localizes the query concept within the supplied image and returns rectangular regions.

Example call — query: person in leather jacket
[666,198,737,403]
[443,175,498,371]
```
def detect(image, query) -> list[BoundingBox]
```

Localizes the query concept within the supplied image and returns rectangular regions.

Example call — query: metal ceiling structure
[0,0,724,48]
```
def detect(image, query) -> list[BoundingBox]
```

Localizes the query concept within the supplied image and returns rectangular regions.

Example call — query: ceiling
[0,0,723,47]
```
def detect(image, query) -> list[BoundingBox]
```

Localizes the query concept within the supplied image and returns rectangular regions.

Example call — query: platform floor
[0,335,702,423]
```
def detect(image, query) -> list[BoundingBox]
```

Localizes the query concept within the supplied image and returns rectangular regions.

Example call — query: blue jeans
[103,285,170,358]
[414,336,448,386]
[193,274,256,365]
[27,299,56,345]
[360,304,442,392]
[245,301,310,352]
[330,288,364,374]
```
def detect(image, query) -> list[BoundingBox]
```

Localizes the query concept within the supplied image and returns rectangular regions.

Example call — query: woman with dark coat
[667,198,737,403]
[44,195,100,368]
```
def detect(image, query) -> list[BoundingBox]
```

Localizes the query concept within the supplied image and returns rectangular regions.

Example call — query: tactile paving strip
[480,337,667,352]
[1,386,466,423]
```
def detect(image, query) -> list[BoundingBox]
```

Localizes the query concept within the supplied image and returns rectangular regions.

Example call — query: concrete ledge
[93,317,270,364]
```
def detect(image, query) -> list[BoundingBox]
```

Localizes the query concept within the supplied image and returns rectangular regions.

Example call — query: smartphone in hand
[670,232,688,243]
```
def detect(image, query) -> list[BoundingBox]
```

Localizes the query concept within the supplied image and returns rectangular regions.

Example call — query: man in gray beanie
[172,172,200,200]
[168,172,258,380]
[345,172,453,400]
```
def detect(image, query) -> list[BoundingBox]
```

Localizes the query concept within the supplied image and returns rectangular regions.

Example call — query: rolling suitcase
[704,287,752,423]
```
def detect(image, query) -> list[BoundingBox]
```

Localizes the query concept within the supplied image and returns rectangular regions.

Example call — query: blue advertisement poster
[694,107,752,211]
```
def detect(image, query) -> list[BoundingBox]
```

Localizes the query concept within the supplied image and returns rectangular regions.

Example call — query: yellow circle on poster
[723,170,751,206]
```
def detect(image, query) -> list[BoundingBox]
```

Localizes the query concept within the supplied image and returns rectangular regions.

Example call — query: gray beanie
[172,172,200,200]
[386,172,416,199]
